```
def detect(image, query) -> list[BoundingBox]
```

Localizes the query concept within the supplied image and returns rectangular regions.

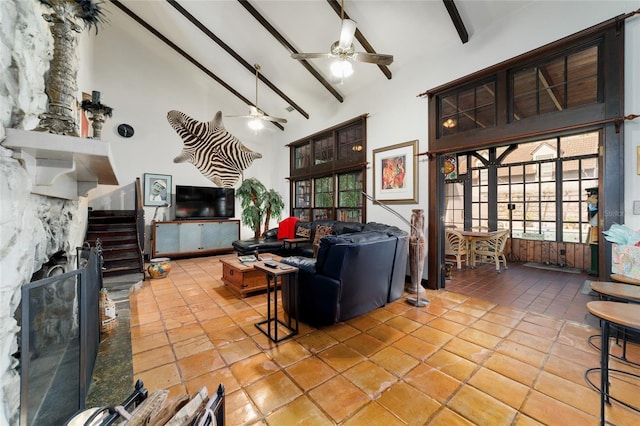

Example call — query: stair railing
[134,178,145,272]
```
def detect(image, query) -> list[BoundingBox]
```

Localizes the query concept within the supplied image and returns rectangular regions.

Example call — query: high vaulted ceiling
[105,0,537,131]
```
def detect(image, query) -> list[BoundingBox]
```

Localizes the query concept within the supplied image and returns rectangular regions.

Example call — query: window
[464,131,599,242]
[510,45,599,121]
[289,116,367,222]
[438,81,496,137]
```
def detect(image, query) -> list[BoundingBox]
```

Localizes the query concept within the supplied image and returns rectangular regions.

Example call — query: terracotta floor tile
[426,349,477,381]
[217,337,261,365]
[224,389,261,426]
[412,325,455,347]
[135,363,182,393]
[458,327,503,349]
[404,363,461,403]
[308,375,369,423]
[323,323,361,342]
[244,370,302,416]
[507,329,554,353]
[295,330,339,354]
[384,315,422,334]
[166,322,205,344]
[266,339,311,367]
[112,258,640,425]
[534,371,599,416]
[172,334,215,359]
[177,349,225,380]
[343,360,397,398]
[483,352,541,387]
[370,346,419,377]
[448,385,517,426]
[495,339,547,368]
[393,335,439,361]
[468,367,529,409]
[376,381,441,425]
[443,337,491,364]
[521,390,598,426]
[319,343,365,372]
[428,407,476,426]
[230,353,279,386]
[285,357,337,391]
[266,395,334,425]
[365,323,406,344]
[132,345,175,374]
[344,332,386,357]
[131,331,168,354]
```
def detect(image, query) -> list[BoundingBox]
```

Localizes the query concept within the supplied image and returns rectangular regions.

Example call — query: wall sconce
[442,117,457,128]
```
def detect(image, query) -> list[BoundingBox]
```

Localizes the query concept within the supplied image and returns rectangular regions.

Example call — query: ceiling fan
[291,1,393,79]
[226,64,287,130]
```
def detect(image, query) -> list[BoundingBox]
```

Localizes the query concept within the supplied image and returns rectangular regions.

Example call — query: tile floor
[128,254,640,425]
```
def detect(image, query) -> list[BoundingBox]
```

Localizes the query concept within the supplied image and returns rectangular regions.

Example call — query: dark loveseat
[281,223,408,326]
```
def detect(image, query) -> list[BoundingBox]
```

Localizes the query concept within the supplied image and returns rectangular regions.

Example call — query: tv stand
[152,219,240,258]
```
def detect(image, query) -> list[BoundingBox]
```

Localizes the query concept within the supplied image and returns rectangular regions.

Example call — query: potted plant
[236,178,284,238]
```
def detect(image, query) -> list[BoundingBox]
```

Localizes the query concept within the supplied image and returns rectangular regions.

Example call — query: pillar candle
[92,91,101,104]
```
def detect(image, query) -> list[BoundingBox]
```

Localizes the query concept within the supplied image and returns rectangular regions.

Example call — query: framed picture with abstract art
[144,173,172,206]
[373,140,418,204]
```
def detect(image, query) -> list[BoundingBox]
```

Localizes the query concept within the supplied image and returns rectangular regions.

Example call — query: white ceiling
[108,0,536,130]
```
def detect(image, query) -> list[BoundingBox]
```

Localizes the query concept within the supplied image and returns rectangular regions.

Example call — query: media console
[151,219,240,258]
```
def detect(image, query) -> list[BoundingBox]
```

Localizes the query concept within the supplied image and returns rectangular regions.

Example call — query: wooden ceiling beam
[168,0,309,119]
[238,0,344,103]
[326,0,392,80]
[109,0,284,130]
[443,0,469,44]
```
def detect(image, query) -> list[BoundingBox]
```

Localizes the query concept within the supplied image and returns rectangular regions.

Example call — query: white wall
[84,1,640,238]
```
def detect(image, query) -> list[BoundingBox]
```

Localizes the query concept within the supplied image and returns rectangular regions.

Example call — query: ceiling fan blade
[291,52,334,60]
[224,114,253,119]
[352,52,394,66]
[261,115,288,124]
[248,105,261,116]
[338,19,357,49]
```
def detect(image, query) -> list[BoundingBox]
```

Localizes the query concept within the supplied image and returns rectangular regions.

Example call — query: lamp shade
[248,118,264,131]
[331,60,353,79]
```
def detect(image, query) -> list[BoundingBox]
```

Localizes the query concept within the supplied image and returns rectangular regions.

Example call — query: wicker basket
[99,288,117,333]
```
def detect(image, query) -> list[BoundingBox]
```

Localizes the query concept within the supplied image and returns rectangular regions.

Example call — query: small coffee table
[254,260,299,343]
[283,237,309,251]
[221,254,282,298]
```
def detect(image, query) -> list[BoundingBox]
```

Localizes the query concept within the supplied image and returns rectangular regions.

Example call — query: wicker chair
[470,229,510,272]
[445,229,469,270]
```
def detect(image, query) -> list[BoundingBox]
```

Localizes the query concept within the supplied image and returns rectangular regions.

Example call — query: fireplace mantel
[2,128,118,200]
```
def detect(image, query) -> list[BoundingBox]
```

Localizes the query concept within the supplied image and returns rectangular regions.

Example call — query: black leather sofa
[279,223,409,326]
[232,220,365,258]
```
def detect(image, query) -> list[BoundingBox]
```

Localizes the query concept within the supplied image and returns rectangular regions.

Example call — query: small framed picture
[373,140,419,204]
[144,173,172,206]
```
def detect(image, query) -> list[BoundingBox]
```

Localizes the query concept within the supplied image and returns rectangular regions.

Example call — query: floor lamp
[362,192,428,307]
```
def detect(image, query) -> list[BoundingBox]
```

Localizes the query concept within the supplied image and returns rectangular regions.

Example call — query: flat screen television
[175,185,235,220]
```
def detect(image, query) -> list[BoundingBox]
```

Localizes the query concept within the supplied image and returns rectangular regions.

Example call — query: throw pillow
[312,225,334,257]
[295,226,311,239]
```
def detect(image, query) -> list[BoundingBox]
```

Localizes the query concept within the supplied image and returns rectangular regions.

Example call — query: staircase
[85,210,144,277]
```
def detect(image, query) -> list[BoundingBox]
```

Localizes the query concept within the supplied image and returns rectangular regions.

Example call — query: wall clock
[117,123,134,138]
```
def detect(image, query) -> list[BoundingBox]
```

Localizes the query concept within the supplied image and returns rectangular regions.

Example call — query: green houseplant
[236,178,285,238]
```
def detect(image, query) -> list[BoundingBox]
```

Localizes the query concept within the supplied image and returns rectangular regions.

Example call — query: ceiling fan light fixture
[248,118,264,131]
[331,60,353,79]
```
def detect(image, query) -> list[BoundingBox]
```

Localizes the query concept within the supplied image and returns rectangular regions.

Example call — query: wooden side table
[254,261,299,343]
[282,237,309,251]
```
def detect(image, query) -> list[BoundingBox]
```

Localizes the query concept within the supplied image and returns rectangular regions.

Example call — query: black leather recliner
[281,228,408,326]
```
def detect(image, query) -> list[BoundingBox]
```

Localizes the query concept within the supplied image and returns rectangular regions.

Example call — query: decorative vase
[407,209,428,306]
[148,257,172,279]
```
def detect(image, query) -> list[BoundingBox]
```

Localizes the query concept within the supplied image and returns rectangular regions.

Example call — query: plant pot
[148,257,172,279]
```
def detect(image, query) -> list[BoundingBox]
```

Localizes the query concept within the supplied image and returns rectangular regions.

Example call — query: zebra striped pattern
[167,110,262,187]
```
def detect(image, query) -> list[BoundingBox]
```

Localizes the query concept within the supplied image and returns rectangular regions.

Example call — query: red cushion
[277,217,300,239]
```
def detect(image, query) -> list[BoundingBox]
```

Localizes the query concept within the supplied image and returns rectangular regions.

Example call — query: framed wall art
[373,140,418,204]
[144,173,172,206]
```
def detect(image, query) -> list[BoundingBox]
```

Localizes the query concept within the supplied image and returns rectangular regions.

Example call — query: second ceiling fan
[291,1,393,79]
[226,64,287,130]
